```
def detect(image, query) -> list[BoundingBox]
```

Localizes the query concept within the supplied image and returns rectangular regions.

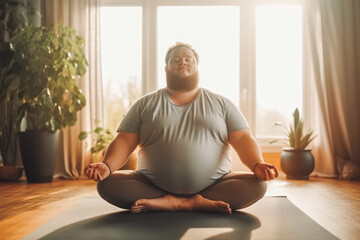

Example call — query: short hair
[165,42,199,66]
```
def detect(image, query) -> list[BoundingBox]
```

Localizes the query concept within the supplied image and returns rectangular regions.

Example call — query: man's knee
[239,176,267,209]
[254,177,267,199]
[97,177,113,201]
[97,175,133,208]
[97,171,167,209]
[97,170,136,200]
[221,174,267,209]
[201,173,267,209]
[225,173,267,199]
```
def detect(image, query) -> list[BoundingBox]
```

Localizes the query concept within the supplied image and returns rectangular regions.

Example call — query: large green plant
[0,24,87,133]
[270,108,316,150]
[0,0,33,166]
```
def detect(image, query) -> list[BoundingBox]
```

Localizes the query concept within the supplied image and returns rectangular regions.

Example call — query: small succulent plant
[270,108,316,150]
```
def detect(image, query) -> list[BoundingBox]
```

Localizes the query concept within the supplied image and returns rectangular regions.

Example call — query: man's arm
[84,131,139,181]
[228,129,279,181]
[103,131,139,172]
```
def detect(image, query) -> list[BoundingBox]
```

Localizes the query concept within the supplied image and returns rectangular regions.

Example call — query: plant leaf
[94,127,104,134]
[78,131,88,140]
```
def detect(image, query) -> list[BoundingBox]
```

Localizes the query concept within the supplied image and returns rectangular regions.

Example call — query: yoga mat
[23,196,338,240]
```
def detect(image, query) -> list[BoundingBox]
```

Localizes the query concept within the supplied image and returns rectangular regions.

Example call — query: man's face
[166,47,198,77]
[165,47,199,91]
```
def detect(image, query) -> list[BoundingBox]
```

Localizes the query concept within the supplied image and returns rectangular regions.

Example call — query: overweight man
[85,42,279,214]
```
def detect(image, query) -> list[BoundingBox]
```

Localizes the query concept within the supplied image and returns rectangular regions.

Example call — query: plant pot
[0,165,23,181]
[19,130,59,183]
[280,148,315,180]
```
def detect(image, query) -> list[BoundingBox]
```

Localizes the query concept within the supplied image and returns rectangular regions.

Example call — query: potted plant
[270,108,317,179]
[78,120,114,163]
[0,0,34,180]
[0,24,87,182]
[79,120,138,170]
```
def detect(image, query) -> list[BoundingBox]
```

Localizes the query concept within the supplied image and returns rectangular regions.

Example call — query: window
[100,6,142,131]
[100,0,304,151]
[255,5,303,139]
[157,6,240,106]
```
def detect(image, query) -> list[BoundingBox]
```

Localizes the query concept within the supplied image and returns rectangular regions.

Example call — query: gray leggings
[97,170,267,210]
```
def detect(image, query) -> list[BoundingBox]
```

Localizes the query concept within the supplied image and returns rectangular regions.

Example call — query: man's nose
[179,59,186,65]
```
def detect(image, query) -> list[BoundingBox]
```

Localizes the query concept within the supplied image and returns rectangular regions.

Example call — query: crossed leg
[97,170,266,214]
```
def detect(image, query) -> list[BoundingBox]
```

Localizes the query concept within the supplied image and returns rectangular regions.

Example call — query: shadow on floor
[40,210,261,240]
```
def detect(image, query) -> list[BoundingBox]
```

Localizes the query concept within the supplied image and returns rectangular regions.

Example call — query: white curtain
[42,0,103,179]
[304,0,360,179]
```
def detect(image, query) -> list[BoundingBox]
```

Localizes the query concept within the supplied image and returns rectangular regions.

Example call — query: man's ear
[165,66,168,72]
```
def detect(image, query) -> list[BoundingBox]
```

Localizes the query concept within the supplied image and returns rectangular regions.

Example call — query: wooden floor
[0,174,359,240]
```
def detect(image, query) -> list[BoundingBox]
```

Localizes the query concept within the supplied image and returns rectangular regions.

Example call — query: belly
[136,142,231,194]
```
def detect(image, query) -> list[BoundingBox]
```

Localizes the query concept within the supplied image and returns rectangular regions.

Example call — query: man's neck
[166,87,199,105]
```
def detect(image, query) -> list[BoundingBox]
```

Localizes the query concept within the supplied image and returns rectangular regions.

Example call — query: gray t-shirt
[118,88,249,194]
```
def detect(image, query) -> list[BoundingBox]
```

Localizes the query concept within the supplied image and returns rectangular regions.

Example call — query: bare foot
[130,194,231,214]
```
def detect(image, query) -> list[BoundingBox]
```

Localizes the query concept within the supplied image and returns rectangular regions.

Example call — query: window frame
[100,0,308,152]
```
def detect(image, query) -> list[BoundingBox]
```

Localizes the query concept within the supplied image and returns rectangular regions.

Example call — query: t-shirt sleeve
[117,99,142,133]
[225,100,250,132]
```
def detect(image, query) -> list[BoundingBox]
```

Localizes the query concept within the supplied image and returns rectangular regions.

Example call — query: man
[85,42,279,214]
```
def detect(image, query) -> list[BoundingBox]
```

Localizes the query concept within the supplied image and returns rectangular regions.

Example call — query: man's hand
[253,163,279,181]
[84,163,110,182]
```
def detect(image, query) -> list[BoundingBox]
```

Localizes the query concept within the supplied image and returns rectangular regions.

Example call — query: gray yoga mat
[24,196,338,240]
